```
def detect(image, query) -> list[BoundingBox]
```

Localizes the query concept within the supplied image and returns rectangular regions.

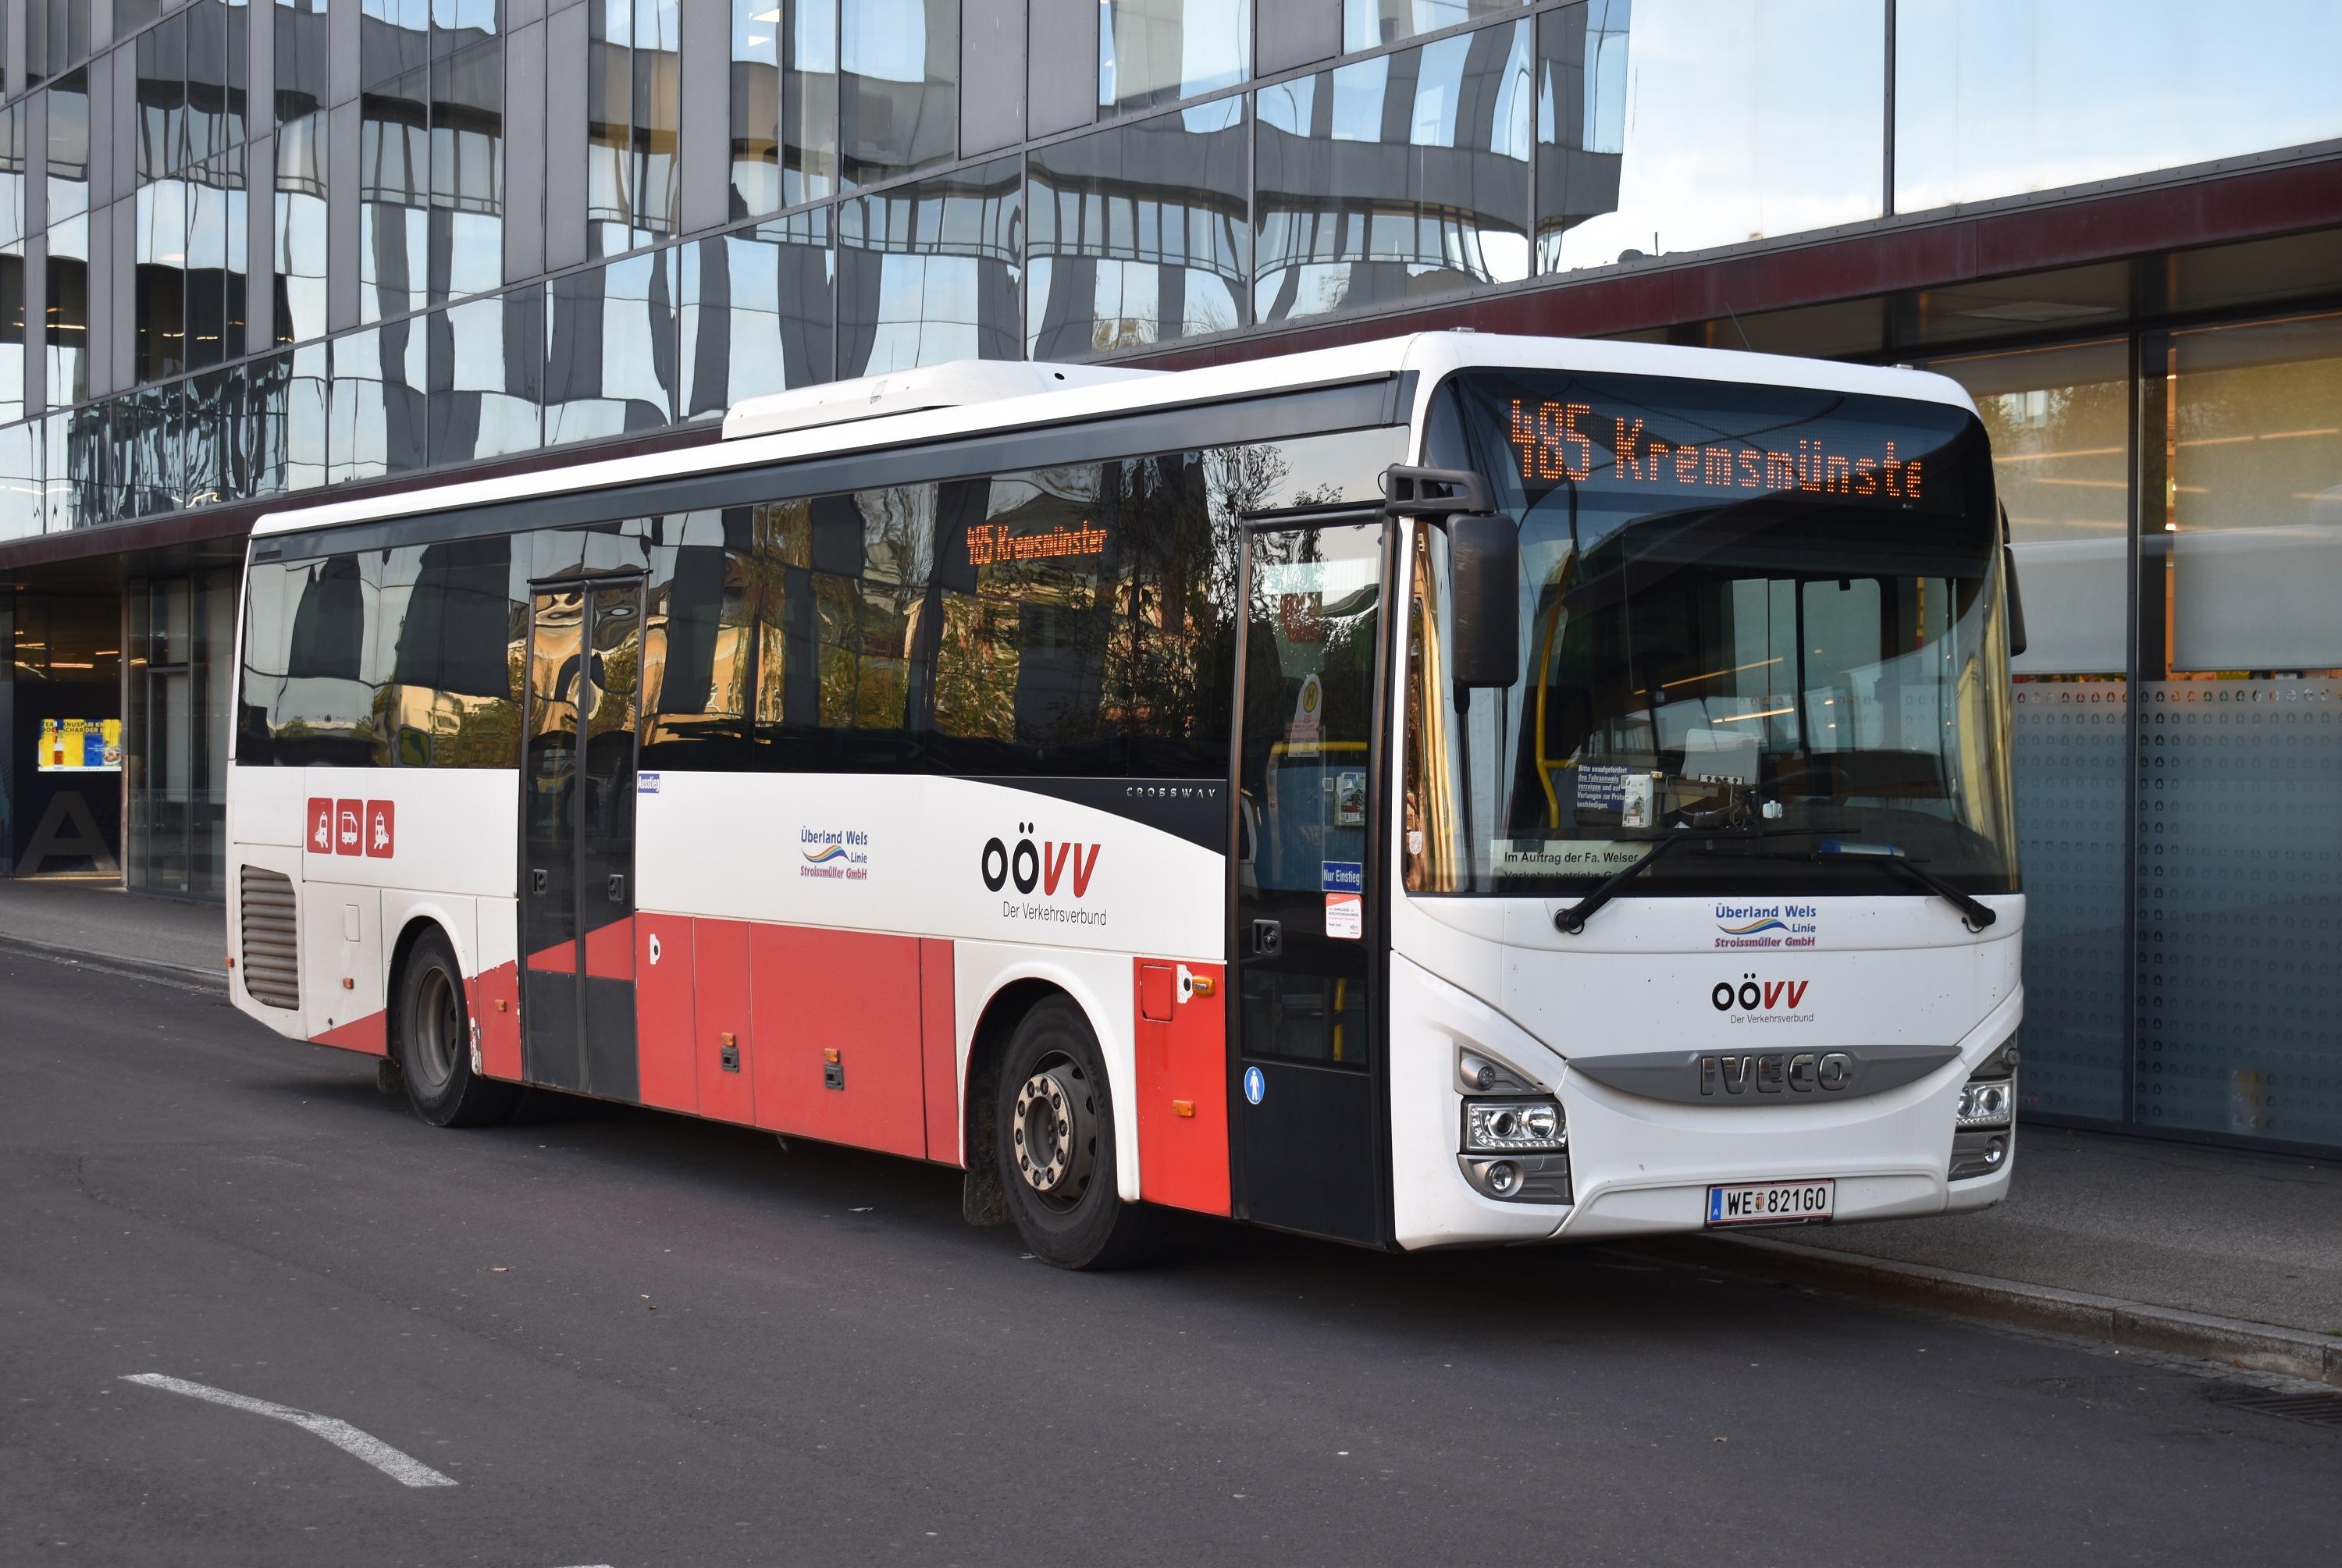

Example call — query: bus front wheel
[393,930,520,1129]
[995,998,1163,1270]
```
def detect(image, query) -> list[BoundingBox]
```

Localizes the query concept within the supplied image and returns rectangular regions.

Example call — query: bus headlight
[1956,1078,2013,1129]
[1463,1098,1567,1153]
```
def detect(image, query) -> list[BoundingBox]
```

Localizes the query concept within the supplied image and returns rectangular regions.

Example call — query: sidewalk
[0,873,2333,1380]
[0,876,226,986]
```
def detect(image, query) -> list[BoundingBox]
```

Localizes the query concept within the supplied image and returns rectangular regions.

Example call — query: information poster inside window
[37,718,123,773]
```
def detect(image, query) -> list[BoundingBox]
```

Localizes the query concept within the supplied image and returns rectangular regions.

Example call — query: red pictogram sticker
[365,800,396,859]
[335,799,364,855]
[308,798,334,855]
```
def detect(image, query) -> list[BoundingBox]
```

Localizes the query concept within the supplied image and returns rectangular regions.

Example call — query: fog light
[1463,1098,1566,1153]
[1956,1078,2013,1129]
[1485,1161,1522,1196]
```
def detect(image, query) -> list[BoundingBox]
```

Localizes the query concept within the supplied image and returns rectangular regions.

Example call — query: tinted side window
[240,536,523,767]
[642,508,764,771]
[236,560,295,766]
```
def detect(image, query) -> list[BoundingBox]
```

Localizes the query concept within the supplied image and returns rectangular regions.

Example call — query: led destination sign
[966,520,1109,567]
[1506,397,1931,503]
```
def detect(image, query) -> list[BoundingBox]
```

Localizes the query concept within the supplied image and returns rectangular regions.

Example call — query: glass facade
[0,3,2331,1158]
[0,0,2331,539]
[1926,311,2342,1153]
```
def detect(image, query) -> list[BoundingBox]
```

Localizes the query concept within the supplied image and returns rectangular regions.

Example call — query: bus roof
[248,333,1981,541]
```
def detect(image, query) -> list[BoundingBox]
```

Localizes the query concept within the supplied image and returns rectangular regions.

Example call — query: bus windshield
[1404,369,2018,898]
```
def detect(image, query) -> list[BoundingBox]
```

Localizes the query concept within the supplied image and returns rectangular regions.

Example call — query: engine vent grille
[238,866,300,1010]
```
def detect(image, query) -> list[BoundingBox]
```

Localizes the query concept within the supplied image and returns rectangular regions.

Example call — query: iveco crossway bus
[225,332,2023,1267]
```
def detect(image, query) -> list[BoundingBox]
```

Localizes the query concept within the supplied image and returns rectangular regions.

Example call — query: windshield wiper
[1553,828,1820,934]
[1812,840,1998,932]
[1552,830,1999,934]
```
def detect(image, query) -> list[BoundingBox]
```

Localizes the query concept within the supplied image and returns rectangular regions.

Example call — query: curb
[1629,1232,2342,1388]
[0,931,230,993]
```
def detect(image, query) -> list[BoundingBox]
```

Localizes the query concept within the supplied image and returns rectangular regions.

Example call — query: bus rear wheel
[996,998,1163,1270]
[393,930,519,1129]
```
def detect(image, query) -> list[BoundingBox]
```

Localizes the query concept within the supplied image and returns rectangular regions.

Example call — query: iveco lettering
[223,333,2023,1267]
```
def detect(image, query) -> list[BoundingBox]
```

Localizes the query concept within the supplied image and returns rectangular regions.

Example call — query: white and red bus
[225,332,2024,1267]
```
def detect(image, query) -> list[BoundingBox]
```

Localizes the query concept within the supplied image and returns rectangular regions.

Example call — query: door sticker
[365,800,395,859]
[1244,1065,1265,1105]
[334,799,365,855]
[307,798,333,855]
[1325,893,1363,940]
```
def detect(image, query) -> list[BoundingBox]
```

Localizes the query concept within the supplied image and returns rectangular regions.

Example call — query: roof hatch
[721,360,1163,441]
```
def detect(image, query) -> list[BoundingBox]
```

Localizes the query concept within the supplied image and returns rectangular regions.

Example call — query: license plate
[1706,1179,1835,1227]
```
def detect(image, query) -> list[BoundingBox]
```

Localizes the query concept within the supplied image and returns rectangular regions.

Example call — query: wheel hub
[1012,1064,1095,1202]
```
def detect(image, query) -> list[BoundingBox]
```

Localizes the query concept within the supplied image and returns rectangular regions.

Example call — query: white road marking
[119,1374,458,1488]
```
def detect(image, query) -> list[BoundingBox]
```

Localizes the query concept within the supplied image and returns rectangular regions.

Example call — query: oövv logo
[981,823,1102,898]
[1710,972,1811,1015]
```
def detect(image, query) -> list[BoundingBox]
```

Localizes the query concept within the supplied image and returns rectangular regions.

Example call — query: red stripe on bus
[749,924,926,1157]
[311,1011,389,1058]
[634,916,698,1114]
[1134,958,1231,1217]
[582,916,635,981]
[918,939,958,1164]
[471,961,522,1081]
[692,919,756,1126]
[526,937,575,974]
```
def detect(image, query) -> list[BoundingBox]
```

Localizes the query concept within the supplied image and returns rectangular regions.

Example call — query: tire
[995,997,1164,1270]
[393,930,520,1129]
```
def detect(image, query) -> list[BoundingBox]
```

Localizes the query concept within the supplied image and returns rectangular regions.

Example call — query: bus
[225,332,2024,1268]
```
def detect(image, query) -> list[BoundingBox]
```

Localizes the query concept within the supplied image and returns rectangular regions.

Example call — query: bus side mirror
[1386,467,1519,689]
[1999,505,2028,660]
[1448,516,1522,688]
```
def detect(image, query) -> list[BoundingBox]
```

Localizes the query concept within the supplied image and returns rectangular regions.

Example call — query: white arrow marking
[120,1374,458,1488]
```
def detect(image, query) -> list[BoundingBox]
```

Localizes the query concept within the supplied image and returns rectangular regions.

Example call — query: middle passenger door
[1229,519,1392,1246]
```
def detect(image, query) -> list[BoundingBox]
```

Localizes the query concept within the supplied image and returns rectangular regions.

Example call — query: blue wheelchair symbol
[1244,1065,1265,1105]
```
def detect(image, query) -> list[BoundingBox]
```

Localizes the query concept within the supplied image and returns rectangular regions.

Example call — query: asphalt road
[3,949,2335,1568]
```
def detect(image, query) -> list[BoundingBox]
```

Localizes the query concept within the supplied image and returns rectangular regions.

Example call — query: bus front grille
[237,866,300,1010]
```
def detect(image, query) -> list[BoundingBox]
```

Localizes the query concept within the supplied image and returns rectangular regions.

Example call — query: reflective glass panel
[137,180,188,382]
[839,0,956,189]
[117,382,185,518]
[787,0,841,204]
[429,288,544,463]
[2135,311,2342,1147]
[679,208,835,423]
[731,0,783,218]
[1255,20,1531,325]
[137,14,188,183]
[0,420,40,542]
[361,69,430,322]
[361,0,430,91]
[544,249,679,444]
[186,0,230,166]
[1344,1,1523,51]
[1536,0,1882,274]
[1098,1,1250,116]
[329,321,429,483]
[0,247,20,428]
[186,364,236,507]
[248,340,331,492]
[46,214,90,405]
[429,41,504,304]
[1895,0,2342,213]
[184,155,237,371]
[1926,340,2133,1122]
[275,111,330,343]
[587,0,682,256]
[46,70,91,225]
[838,155,1019,377]
[1028,99,1248,358]
[64,402,108,527]
[432,0,500,55]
